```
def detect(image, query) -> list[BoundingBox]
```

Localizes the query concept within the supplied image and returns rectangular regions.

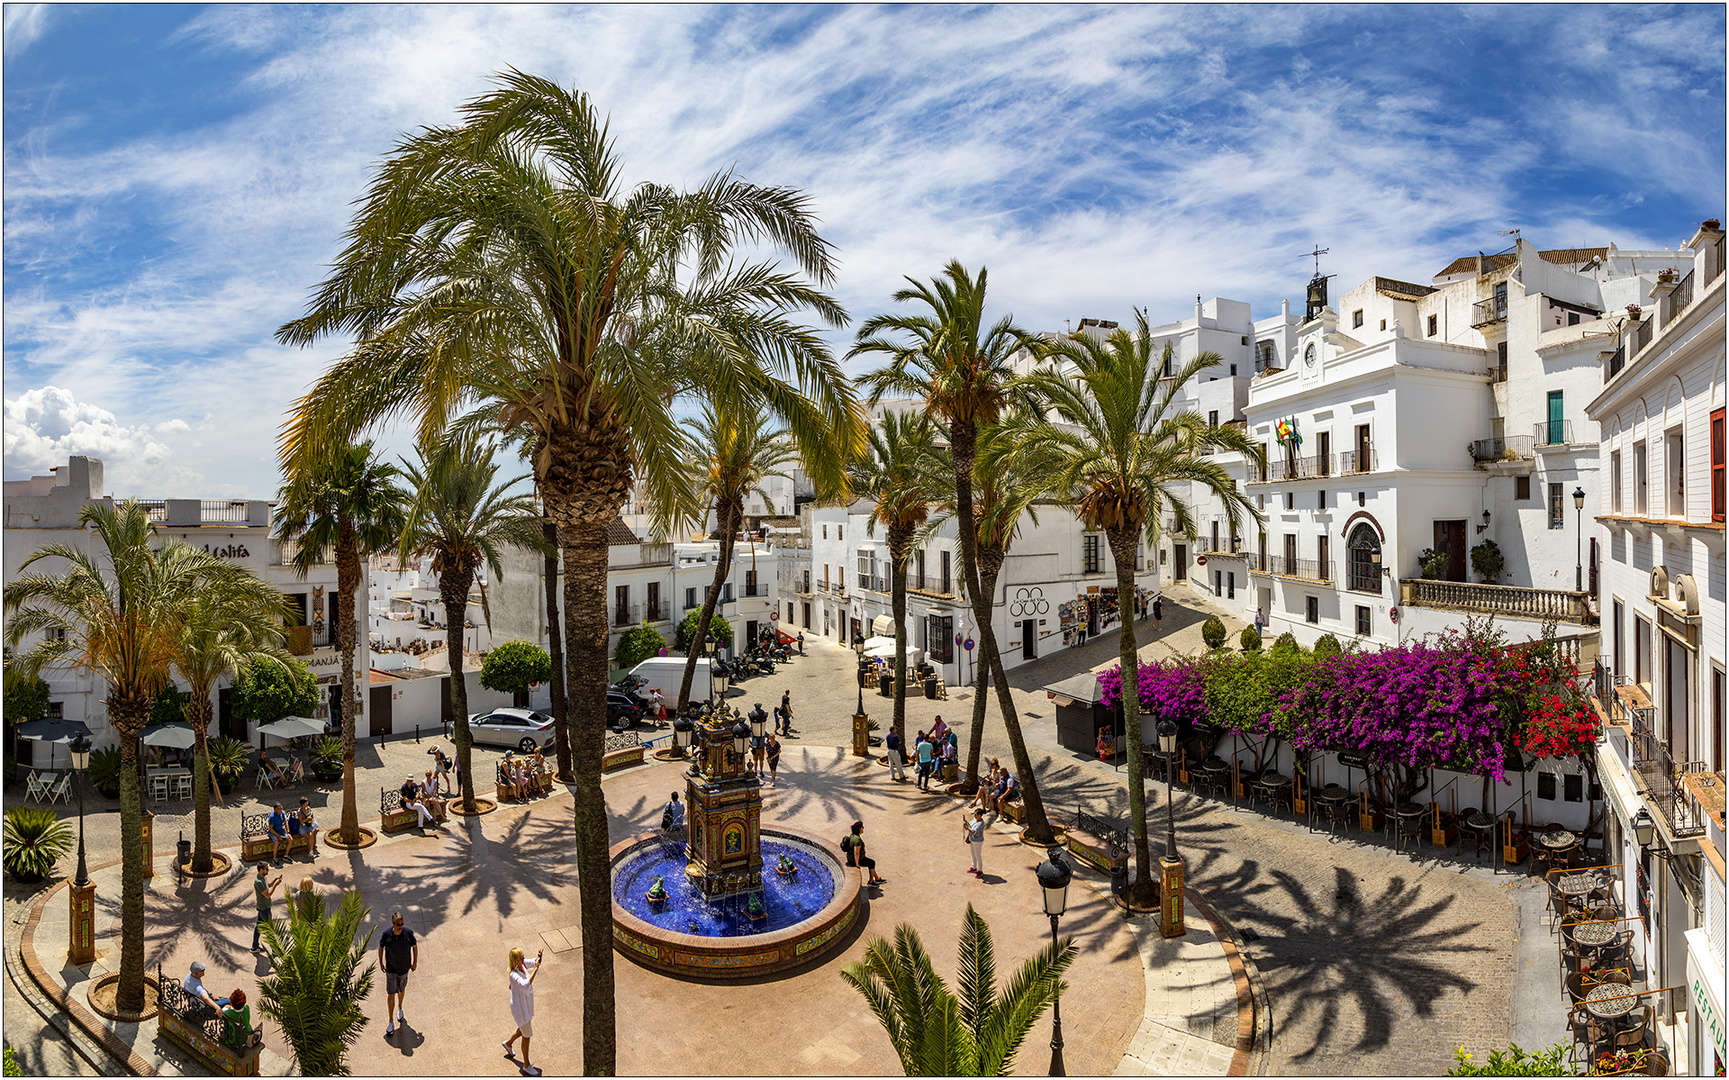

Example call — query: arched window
[1348,524,1382,594]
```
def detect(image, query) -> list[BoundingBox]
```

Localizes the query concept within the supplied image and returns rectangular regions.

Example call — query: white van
[625,656,716,704]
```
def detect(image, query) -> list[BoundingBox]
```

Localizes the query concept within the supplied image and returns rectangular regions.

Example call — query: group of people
[883,716,958,791]
[498,749,552,801]
[264,797,320,865]
[179,961,253,1051]
[399,773,447,829]
[747,711,785,785]
[971,758,1020,816]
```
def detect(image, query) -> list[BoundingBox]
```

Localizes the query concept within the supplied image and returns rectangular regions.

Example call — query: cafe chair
[45,772,72,805]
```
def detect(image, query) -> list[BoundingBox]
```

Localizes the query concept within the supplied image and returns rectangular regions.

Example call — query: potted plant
[3,806,74,884]
[1200,616,1227,650]
[87,746,123,800]
[207,736,250,797]
[1470,539,1504,583]
[1417,547,1449,580]
[308,736,343,783]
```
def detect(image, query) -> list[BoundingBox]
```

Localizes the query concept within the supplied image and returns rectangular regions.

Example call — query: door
[1433,520,1467,581]
[218,687,242,741]
[440,676,453,728]
[1356,424,1372,471]
[1284,533,1298,573]
[1022,619,1037,660]
[369,685,393,738]
[1546,390,1564,445]
[1226,572,1236,600]
[802,602,811,629]
[746,621,759,648]
[1173,545,1187,581]
[1664,636,1688,761]
[1214,570,1223,595]
[1317,431,1331,476]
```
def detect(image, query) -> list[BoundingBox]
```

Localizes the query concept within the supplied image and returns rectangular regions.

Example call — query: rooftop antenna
[1497,229,1521,239]
[1302,245,1330,275]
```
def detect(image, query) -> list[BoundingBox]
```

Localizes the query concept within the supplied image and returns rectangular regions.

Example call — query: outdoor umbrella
[256,716,327,742]
[860,635,897,652]
[14,717,96,771]
[141,721,196,751]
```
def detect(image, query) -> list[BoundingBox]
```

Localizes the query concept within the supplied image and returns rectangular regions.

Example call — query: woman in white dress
[502,946,543,1076]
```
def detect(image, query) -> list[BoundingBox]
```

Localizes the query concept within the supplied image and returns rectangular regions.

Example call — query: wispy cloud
[4,4,1723,496]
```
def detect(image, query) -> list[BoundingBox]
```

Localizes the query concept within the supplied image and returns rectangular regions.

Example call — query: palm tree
[274,443,407,847]
[851,262,1056,841]
[272,73,862,1073]
[172,581,294,874]
[848,408,945,743]
[676,403,798,711]
[399,433,545,812]
[258,889,376,1077]
[4,501,236,1014]
[841,904,1075,1076]
[1001,314,1264,903]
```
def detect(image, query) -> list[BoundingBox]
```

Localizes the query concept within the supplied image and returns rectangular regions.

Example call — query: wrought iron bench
[156,964,264,1076]
[602,731,644,773]
[379,788,421,834]
[238,812,312,864]
[1066,809,1128,874]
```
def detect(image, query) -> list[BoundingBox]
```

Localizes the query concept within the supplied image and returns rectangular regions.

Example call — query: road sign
[964,638,975,651]
[770,611,779,622]
[1196,555,1208,566]
[658,647,669,656]
[955,634,963,645]
[1389,606,1400,624]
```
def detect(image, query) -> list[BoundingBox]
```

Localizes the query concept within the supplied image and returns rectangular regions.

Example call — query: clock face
[1304,343,1317,368]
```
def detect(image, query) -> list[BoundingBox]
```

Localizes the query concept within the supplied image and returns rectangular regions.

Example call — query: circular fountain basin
[609,825,862,978]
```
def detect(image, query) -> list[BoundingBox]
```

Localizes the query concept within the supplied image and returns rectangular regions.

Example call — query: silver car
[464,708,557,753]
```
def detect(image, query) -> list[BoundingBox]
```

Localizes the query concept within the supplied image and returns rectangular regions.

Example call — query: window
[1258,443,1269,482]
[926,614,954,664]
[1537,773,1556,800]
[1493,281,1508,317]
[1356,605,1371,635]
[1305,596,1319,624]
[838,525,843,541]
[646,582,661,620]
[801,570,810,592]
[940,551,951,594]
[823,564,829,589]
[46,701,62,719]
[614,584,630,625]
[1568,311,1581,326]
[1427,314,1438,337]
[46,626,67,643]
[1634,615,1649,687]
[1612,600,1624,677]
[685,586,698,610]
[1563,774,1583,803]
[1229,363,1237,376]
[822,524,827,539]
[745,570,758,597]
[1713,407,1726,521]
[1347,523,1381,594]
[857,550,877,592]
[1352,308,1364,329]
[1609,451,1621,512]
[1227,572,1236,600]
[1357,491,1365,507]
[1666,427,1685,517]
[1318,489,1328,510]
[1516,474,1531,501]
[835,569,841,592]
[1208,410,1218,428]
[1284,492,1294,511]
[723,581,735,602]
[1548,483,1565,529]
[1712,665,1724,774]
[1542,390,1564,445]
[915,550,926,590]
[1317,535,1329,579]
[1083,535,1102,574]
[1496,341,1508,381]
[1634,440,1648,514]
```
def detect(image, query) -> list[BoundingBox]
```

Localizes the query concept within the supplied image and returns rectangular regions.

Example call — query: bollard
[68,880,96,965]
[416,726,421,744]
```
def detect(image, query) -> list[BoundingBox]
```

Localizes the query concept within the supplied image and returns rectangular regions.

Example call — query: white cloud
[154,419,190,434]
[3,5,52,58]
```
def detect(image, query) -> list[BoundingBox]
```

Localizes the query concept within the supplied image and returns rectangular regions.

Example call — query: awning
[1042,671,1107,706]
[861,635,897,652]
[866,645,922,665]
[871,615,895,636]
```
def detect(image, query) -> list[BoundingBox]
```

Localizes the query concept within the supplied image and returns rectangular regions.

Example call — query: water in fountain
[615,839,835,937]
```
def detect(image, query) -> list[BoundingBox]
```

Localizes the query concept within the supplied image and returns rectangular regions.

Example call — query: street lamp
[730,719,750,762]
[1035,846,1072,1077]
[1157,719,1178,859]
[748,703,769,740]
[69,733,91,888]
[1573,486,1587,593]
[672,715,696,760]
[853,635,867,717]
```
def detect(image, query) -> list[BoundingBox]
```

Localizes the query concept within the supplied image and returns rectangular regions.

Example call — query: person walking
[765,732,781,786]
[965,808,987,877]
[1254,607,1266,638]
[884,727,905,782]
[502,946,543,1076]
[660,791,684,832]
[651,687,666,725]
[1152,595,1164,634]
[780,689,793,732]
[251,862,281,954]
[915,732,935,791]
[842,820,884,886]
[379,912,418,1036]
[797,632,805,656]
[750,725,767,774]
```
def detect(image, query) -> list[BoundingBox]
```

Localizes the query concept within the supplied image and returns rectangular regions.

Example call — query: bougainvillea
[1521,694,1602,760]
[1098,659,1208,730]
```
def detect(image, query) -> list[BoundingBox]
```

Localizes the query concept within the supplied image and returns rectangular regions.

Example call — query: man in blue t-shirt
[916,735,935,791]
[266,803,290,866]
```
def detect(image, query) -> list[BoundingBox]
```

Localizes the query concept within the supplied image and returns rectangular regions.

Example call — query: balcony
[613,603,639,628]
[1534,419,1573,447]
[1630,719,1708,839]
[1470,296,1508,328]
[1604,345,1625,383]
[644,602,664,623]
[1339,448,1379,474]
[1400,578,1592,624]
[742,584,767,598]
[1250,453,1335,484]
[1253,556,1333,582]
[1470,435,1536,464]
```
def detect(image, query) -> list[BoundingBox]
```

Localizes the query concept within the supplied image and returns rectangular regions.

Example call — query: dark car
[607,690,647,729]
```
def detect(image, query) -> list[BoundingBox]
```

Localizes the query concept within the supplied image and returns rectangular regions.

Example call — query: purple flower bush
[1098,659,1208,729]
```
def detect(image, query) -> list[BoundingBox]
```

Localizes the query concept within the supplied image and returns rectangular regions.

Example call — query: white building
[1586,220,1726,1076]
[367,557,496,661]
[2,456,368,749]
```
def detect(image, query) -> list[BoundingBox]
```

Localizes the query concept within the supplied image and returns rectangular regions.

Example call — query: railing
[644,603,664,623]
[1471,296,1508,327]
[742,584,767,598]
[1666,269,1695,325]
[136,500,169,522]
[1605,345,1625,383]
[1491,358,1509,383]
[604,731,642,754]
[614,604,639,627]
[1632,317,1653,356]
[1712,235,1726,284]
[1072,808,1127,859]
[1402,578,1591,623]
[1534,420,1573,446]
[1260,556,1333,582]
[1470,435,1536,463]
[1629,719,1707,839]
[1340,448,1379,474]
[157,964,234,1046]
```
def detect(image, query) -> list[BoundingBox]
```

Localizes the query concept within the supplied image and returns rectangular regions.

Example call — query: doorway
[1664,636,1688,761]
[1433,520,1468,581]
[1022,619,1037,660]
[1173,545,1187,582]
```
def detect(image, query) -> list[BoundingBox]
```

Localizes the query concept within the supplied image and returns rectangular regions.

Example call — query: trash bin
[1110,862,1129,897]
[924,676,938,700]
[878,674,893,697]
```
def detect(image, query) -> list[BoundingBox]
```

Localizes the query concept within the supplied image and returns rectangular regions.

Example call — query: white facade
[2,456,368,749]
[367,559,496,662]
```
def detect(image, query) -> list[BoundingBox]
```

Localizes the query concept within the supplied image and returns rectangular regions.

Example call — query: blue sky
[4,4,1723,497]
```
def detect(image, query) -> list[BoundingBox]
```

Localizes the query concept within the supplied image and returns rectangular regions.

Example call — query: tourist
[1254,607,1266,638]
[257,746,285,788]
[991,771,1019,817]
[651,687,666,725]
[429,746,453,795]
[660,791,684,832]
[780,689,793,731]
[766,732,782,786]
[797,631,805,655]
[842,821,884,886]
[293,876,320,923]
[502,946,544,1076]
[220,989,252,1052]
[251,863,281,954]
[1152,595,1164,633]
[290,797,319,859]
[916,732,935,791]
[378,911,417,1036]
[400,776,435,829]
[941,737,958,782]
[750,723,766,774]
[930,715,949,743]
[182,960,228,1016]
[266,802,291,866]
[965,808,987,877]
[974,760,1001,811]
[884,727,905,782]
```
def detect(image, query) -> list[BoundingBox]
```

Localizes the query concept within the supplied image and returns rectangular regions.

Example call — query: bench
[239,813,313,864]
[156,964,264,1076]
[602,732,644,773]
[1066,809,1128,874]
[998,798,1025,825]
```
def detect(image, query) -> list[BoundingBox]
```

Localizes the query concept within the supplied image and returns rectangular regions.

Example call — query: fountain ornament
[610,714,863,978]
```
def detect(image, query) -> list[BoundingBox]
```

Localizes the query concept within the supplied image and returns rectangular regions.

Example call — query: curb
[1186,888,1273,1075]
[5,899,129,1077]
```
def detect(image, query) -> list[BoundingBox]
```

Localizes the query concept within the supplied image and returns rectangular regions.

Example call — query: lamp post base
[1159,855,1186,938]
[68,880,97,965]
[851,713,870,757]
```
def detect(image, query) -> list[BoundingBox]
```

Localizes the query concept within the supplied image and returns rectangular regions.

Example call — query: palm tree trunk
[559,515,616,1075]
[677,498,737,712]
[443,563,478,812]
[544,520,572,783]
[960,559,1000,795]
[949,422,1053,842]
[111,695,149,1014]
[888,530,911,743]
[1108,526,1155,904]
[335,528,361,846]
[187,696,215,874]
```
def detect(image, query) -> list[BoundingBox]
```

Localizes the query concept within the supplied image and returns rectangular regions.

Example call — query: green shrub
[232,655,319,724]
[675,609,733,655]
[1273,632,1301,655]
[1447,1042,1572,1076]
[1312,634,1342,659]
[88,745,123,799]
[479,639,552,696]
[3,671,52,728]
[1471,539,1505,583]
[1417,547,1449,580]
[4,1042,20,1076]
[615,623,669,669]
[1200,616,1227,650]
[308,736,343,781]
[149,685,191,728]
[3,806,74,883]
[208,736,251,790]
[1238,627,1262,652]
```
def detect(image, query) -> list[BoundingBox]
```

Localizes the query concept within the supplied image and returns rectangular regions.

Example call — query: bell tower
[1302,246,1334,323]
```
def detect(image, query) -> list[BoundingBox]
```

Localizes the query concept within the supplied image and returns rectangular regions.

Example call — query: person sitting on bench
[220,989,252,1052]
[266,803,291,866]
[288,797,319,860]
[182,961,228,1019]
[496,759,518,801]
[399,777,435,829]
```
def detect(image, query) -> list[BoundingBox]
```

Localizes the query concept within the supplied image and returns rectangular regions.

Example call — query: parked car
[607,690,647,729]
[465,708,557,753]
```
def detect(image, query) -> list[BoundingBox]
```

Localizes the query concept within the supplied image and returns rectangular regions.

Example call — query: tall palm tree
[1001,314,1264,903]
[4,501,237,1014]
[273,73,862,1072]
[173,582,294,874]
[274,443,407,847]
[676,402,799,711]
[841,904,1075,1076]
[399,432,545,812]
[851,261,1056,841]
[848,409,945,743]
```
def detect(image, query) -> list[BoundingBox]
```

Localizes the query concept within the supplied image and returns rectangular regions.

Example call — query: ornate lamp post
[851,635,870,757]
[68,732,96,965]
[748,703,769,741]
[1573,486,1587,593]
[70,733,91,887]
[1036,846,1072,1077]
[672,715,696,760]
[730,719,751,764]
[1156,718,1185,937]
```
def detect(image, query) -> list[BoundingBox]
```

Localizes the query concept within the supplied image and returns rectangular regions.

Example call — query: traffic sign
[1196,555,1208,566]
[955,634,963,645]
[658,647,669,656]
[1389,606,1400,624]
[964,638,975,651]
[770,611,779,622]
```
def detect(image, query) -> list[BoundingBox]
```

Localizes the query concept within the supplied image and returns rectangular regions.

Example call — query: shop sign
[1694,970,1725,1065]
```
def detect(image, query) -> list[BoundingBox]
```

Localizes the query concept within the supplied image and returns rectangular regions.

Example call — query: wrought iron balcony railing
[1535,419,1573,446]
[1471,435,1536,463]
[1630,719,1708,839]
[1471,296,1509,328]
